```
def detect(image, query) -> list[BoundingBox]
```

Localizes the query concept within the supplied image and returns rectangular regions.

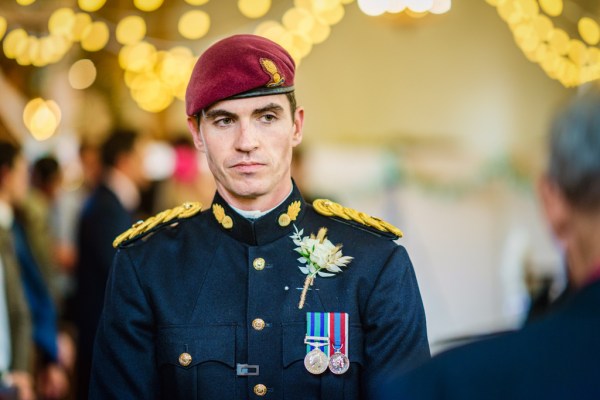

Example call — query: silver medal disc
[328,352,350,375]
[304,348,329,375]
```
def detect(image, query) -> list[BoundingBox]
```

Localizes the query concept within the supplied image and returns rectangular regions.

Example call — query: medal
[328,346,350,375]
[303,336,329,374]
[304,347,329,374]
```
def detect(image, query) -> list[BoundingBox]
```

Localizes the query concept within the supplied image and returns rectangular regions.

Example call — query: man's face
[187,94,304,209]
[9,155,29,205]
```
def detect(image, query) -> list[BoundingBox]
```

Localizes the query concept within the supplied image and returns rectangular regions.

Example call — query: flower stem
[298,275,314,309]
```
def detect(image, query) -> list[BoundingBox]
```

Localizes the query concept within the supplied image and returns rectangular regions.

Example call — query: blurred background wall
[1,0,598,352]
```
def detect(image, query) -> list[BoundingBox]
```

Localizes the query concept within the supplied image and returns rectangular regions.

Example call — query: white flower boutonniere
[291,225,353,309]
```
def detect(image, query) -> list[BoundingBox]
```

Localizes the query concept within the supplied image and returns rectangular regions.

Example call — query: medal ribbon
[328,312,348,357]
[306,312,329,357]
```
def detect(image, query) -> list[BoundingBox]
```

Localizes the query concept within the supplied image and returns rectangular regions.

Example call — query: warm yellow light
[314,4,344,25]
[387,0,406,13]
[255,20,283,37]
[184,0,209,4]
[78,0,107,12]
[578,17,600,46]
[539,0,562,17]
[238,0,272,19]
[178,10,211,39]
[134,0,164,12]
[16,36,34,66]
[80,21,109,52]
[16,0,36,5]
[548,28,569,55]
[45,35,71,64]
[513,23,538,53]
[48,8,76,37]
[0,17,6,41]
[69,59,97,89]
[567,39,587,66]
[283,8,315,33]
[70,13,93,42]
[116,15,147,45]
[3,29,28,59]
[307,18,330,44]
[532,15,553,42]
[23,98,62,141]
[119,42,157,72]
[407,0,434,13]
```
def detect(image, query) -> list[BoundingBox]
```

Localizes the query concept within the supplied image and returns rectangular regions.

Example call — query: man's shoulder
[113,201,204,249]
[306,199,403,241]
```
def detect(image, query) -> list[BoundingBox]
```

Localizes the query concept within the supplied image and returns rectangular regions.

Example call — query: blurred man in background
[378,88,600,399]
[74,129,147,399]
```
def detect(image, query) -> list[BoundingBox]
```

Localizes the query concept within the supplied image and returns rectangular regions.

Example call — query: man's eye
[215,117,233,126]
[261,114,277,122]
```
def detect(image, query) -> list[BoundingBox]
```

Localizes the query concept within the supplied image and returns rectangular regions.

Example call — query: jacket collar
[209,181,307,246]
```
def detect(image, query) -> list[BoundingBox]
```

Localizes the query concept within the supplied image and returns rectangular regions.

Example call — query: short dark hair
[0,140,22,187]
[0,140,21,171]
[101,129,139,168]
[547,90,600,211]
[32,155,60,188]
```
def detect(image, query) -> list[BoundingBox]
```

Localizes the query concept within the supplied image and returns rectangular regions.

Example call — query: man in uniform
[90,34,430,399]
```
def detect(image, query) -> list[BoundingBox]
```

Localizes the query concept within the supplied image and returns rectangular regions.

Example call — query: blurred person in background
[73,129,148,400]
[377,88,600,400]
[152,135,216,212]
[0,140,34,400]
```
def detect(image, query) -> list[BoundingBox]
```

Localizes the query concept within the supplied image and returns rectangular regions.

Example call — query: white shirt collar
[105,168,140,212]
[230,186,293,220]
[0,201,14,230]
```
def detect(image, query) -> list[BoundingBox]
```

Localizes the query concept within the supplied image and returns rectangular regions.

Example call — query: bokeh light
[539,0,562,18]
[116,15,147,45]
[578,17,600,46]
[80,21,109,52]
[23,98,62,141]
[238,0,272,19]
[69,59,97,89]
[78,0,107,12]
[178,10,211,39]
[134,0,164,12]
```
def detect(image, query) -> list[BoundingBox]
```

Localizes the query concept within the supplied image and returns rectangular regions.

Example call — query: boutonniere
[291,225,353,309]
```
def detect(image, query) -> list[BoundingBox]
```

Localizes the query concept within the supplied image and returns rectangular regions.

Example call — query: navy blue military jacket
[90,184,430,399]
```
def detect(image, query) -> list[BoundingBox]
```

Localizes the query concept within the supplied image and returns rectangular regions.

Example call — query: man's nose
[235,120,259,152]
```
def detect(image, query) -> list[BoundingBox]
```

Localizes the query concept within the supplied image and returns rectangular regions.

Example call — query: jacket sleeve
[362,245,430,396]
[89,248,159,399]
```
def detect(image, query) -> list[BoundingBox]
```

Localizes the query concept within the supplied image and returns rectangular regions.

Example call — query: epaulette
[113,202,202,248]
[312,199,403,238]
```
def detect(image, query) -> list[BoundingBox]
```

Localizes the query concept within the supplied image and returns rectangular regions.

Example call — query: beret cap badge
[260,58,285,87]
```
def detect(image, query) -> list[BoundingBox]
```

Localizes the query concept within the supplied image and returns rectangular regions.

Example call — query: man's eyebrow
[253,103,285,115]
[203,109,237,120]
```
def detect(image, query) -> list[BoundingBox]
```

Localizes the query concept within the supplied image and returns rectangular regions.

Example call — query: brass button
[278,213,291,227]
[253,384,267,396]
[178,352,192,367]
[221,215,233,229]
[252,318,266,331]
[253,258,266,271]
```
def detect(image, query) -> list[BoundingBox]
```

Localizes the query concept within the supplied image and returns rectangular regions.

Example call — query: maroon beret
[185,34,296,116]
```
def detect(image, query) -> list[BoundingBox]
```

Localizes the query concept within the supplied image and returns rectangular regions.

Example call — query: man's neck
[217,181,293,213]
[568,211,600,287]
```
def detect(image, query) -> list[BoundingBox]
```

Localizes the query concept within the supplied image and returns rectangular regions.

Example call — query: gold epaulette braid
[112,201,202,248]
[312,199,403,238]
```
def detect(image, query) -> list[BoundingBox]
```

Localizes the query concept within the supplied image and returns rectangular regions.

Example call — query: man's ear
[291,107,304,147]
[538,175,571,244]
[187,116,204,152]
